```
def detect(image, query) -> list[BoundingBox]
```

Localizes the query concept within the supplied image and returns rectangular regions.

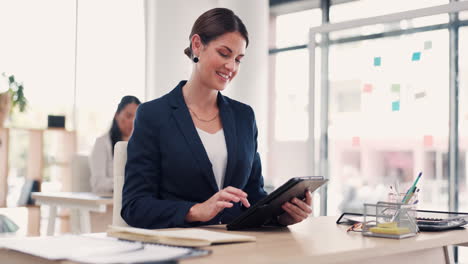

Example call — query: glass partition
[324,27,450,215]
[459,25,468,212]
[330,0,448,23]
[275,8,322,48]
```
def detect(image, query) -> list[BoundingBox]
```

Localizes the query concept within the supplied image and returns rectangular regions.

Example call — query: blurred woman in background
[89,95,141,194]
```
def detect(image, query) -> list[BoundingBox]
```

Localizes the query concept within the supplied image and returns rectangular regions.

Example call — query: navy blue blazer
[121,81,268,229]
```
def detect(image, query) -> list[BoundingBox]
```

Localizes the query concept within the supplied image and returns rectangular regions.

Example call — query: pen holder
[362,201,419,239]
[388,192,418,216]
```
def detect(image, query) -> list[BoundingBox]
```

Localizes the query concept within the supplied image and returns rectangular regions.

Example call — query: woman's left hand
[277,191,313,226]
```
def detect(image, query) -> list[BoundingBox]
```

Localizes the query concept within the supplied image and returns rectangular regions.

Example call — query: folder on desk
[107,225,256,247]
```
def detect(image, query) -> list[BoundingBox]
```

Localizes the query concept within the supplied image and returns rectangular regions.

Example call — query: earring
[193,56,199,63]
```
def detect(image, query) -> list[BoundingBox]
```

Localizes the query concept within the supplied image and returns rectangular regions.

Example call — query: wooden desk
[2,216,468,264]
[31,192,112,235]
[182,216,465,264]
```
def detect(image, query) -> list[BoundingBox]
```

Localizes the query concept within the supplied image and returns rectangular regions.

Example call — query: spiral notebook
[0,234,209,264]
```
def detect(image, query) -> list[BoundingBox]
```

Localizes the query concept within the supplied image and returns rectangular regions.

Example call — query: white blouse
[89,133,114,194]
[196,128,228,190]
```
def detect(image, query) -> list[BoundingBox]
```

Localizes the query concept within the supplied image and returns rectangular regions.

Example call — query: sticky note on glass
[424,135,433,147]
[424,41,432,50]
[391,84,400,93]
[392,101,400,111]
[412,52,421,61]
[352,136,360,147]
[374,57,381,66]
[363,84,373,93]
[415,91,426,99]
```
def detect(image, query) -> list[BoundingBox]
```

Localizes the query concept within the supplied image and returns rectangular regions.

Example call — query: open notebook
[107,225,256,247]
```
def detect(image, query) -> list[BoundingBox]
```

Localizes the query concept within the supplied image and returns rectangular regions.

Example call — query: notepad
[107,225,256,247]
[0,235,143,260]
[369,226,411,235]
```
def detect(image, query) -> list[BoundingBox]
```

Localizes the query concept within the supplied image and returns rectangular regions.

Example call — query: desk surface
[1,216,468,264]
[31,192,113,206]
[182,216,468,264]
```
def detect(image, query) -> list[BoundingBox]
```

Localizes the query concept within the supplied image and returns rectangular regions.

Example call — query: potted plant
[0,73,27,122]
[0,73,27,136]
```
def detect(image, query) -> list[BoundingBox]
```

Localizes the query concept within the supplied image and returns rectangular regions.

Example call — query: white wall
[145,0,215,100]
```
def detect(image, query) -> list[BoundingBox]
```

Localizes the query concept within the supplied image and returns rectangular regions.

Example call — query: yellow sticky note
[377,222,397,228]
[369,227,411,235]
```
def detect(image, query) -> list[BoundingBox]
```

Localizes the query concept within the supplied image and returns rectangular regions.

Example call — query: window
[0,0,145,207]
[273,9,322,141]
[275,8,322,48]
[330,0,448,23]
[458,26,468,214]
[326,28,449,215]
[271,2,468,261]
[0,0,76,129]
[75,0,145,152]
[274,49,310,141]
[0,0,76,206]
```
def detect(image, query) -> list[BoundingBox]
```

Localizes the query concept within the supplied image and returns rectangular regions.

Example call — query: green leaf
[6,74,27,114]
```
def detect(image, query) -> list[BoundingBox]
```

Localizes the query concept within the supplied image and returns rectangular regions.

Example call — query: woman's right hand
[185,186,250,222]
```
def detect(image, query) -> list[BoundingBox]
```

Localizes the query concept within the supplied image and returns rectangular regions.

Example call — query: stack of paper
[0,235,193,264]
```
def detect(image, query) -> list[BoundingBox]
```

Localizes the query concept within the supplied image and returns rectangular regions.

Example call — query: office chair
[112,141,129,227]
[68,154,92,233]
[71,154,92,192]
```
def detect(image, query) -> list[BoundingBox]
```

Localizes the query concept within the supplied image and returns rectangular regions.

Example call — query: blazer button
[219,221,222,224]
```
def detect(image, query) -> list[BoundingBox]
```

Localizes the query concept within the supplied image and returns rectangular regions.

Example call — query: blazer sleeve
[89,136,113,194]
[121,104,196,229]
[242,108,268,206]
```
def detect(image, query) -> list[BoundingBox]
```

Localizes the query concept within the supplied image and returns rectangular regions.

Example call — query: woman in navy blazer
[122,8,312,229]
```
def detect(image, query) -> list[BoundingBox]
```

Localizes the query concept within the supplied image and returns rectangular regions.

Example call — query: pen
[403,187,416,204]
[401,172,422,203]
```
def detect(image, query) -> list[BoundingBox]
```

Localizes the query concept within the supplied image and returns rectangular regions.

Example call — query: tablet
[226,176,328,230]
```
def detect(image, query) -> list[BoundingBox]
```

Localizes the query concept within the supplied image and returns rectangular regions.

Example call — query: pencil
[401,172,422,203]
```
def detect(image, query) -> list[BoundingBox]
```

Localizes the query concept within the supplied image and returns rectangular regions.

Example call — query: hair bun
[184,47,192,59]
[184,8,249,62]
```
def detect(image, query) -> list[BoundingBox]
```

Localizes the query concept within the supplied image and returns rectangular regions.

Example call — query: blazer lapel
[218,94,237,188]
[169,82,219,193]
